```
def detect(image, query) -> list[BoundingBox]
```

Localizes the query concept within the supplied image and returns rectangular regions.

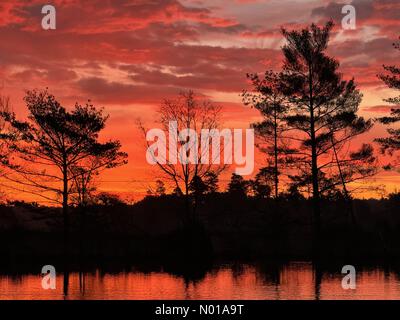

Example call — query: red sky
[0,0,399,201]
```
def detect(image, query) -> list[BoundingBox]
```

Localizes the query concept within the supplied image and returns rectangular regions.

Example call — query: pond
[1,261,399,300]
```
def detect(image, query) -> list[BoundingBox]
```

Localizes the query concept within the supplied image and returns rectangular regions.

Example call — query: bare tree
[0,95,12,201]
[139,91,226,223]
[146,179,166,197]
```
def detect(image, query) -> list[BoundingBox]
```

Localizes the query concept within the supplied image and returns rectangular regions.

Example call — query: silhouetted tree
[146,180,165,196]
[189,175,208,197]
[0,96,12,201]
[243,71,292,198]
[172,186,183,197]
[70,165,98,207]
[250,167,273,199]
[189,171,219,196]
[203,171,219,194]
[279,22,374,250]
[189,175,207,214]
[0,90,128,249]
[227,173,249,198]
[0,95,12,172]
[146,180,166,197]
[139,91,226,224]
[69,155,117,207]
[283,184,305,201]
[376,36,400,168]
[155,179,166,196]
[94,192,126,206]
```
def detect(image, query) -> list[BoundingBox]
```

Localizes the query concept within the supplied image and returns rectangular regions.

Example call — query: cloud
[77,77,181,104]
[5,0,241,33]
[312,0,400,28]
[364,105,400,113]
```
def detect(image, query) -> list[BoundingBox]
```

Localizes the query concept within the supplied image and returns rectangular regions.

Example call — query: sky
[0,0,399,201]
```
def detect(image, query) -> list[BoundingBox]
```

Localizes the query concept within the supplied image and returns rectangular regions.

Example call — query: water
[1,261,400,300]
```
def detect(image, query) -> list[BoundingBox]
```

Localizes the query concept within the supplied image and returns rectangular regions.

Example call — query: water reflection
[1,262,400,300]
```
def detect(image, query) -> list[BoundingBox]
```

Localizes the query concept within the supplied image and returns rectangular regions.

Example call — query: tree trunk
[310,117,321,243]
[63,268,69,298]
[184,178,191,226]
[273,105,279,199]
[309,67,321,257]
[331,136,356,227]
[62,165,69,255]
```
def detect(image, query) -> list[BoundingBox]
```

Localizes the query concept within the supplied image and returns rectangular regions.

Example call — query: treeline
[1,192,400,261]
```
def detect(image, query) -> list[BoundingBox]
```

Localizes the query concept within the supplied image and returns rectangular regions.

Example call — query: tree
[70,165,98,207]
[189,175,208,197]
[376,36,400,168]
[279,22,374,248]
[0,95,12,172]
[227,173,249,198]
[94,192,126,206]
[155,179,166,196]
[203,171,219,194]
[243,70,292,198]
[172,186,183,197]
[283,184,305,201]
[0,90,128,248]
[139,91,226,224]
[0,96,12,201]
[146,180,166,197]
[69,154,120,207]
[250,167,273,199]
[189,171,219,196]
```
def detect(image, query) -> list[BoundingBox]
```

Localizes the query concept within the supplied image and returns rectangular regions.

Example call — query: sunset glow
[0,0,399,202]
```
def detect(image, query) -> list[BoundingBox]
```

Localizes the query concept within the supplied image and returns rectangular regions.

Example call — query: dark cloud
[312,0,374,22]
[0,0,398,105]
[77,77,182,104]
[312,0,400,25]
[364,105,400,113]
